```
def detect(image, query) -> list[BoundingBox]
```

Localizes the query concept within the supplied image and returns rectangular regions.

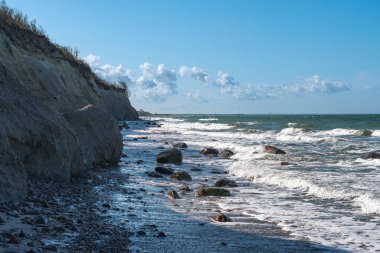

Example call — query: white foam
[356,193,380,214]
[199,118,218,121]
[372,130,380,137]
[320,128,362,136]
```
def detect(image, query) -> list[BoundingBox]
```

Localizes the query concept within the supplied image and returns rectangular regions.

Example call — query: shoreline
[1,120,349,252]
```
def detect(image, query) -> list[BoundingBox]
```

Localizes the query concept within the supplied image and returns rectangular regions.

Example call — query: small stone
[102,203,111,209]
[136,160,144,164]
[264,145,286,154]
[215,178,238,187]
[247,176,255,181]
[197,187,230,197]
[146,171,164,178]
[167,190,180,199]
[155,167,174,175]
[219,149,235,159]
[170,171,192,181]
[136,230,146,236]
[213,213,232,222]
[157,231,166,238]
[173,142,187,149]
[34,216,48,225]
[200,148,219,155]
[44,244,58,252]
[179,184,191,191]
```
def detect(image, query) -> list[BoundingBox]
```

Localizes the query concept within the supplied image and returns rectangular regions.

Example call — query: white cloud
[84,54,134,85]
[179,66,208,83]
[134,63,178,102]
[186,90,208,103]
[214,71,240,87]
[84,54,350,104]
[283,75,351,94]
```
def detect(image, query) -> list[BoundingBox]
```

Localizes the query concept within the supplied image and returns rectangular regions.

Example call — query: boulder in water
[264,145,286,154]
[213,213,232,222]
[200,148,219,155]
[173,142,187,149]
[366,152,380,159]
[155,166,174,175]
[215,178,238,187]
[157,148,183,165]
[219,149,235,159]
[170,171,192,181]
[197,187,230,197]
[167,190,180,199]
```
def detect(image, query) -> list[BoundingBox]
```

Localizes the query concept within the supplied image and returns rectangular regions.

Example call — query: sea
[133,114,380,252]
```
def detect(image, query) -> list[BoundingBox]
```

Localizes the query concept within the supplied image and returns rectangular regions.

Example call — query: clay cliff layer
[0,18,138,202]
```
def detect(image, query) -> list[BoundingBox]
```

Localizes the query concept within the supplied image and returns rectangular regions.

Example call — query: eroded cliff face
[0,20,138,202]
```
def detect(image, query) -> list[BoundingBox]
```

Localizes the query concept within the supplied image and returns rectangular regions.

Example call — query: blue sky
[7,0,380,114]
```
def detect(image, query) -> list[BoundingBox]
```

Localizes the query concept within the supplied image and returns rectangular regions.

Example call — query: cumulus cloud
[283,75,351,95]
[134,63,178,102]
[179,66,208,83]
[186,90,208,103]
[84,54,350,104]
[84,55,178,102]
[84,54,134,85]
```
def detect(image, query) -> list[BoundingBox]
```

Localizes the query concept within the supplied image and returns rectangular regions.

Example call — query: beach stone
[170,171,192,181]
[215,178,238,187]
[157,231,166,238]
[155,166,174,175]
[146,172,163,178]
[362,129,373,136]
[197,187,230,197]
[264,145,286,154]
[366,152,380,159]
[247,176,255,181]
[157,148,183,165]
[34,216,48,225]
[179,184,191,191]
[119,122,129,129]
[200,148,219,155]
[44,244,58,252]
[213,213,232,222]
[137,230,146,236]
[173,142,187,149]
[167,190,180,199]
[219,149,235,159]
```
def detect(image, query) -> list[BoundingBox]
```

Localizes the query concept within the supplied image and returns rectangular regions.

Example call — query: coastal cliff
[0,12,138,202]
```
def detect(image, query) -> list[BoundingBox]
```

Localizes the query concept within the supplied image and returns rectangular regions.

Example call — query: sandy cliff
[0,19,138,202]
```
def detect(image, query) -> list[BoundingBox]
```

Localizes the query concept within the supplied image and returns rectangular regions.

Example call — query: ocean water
[136,114,380,252]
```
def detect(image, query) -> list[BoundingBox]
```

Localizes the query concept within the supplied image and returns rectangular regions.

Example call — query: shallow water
[134,114,380,252]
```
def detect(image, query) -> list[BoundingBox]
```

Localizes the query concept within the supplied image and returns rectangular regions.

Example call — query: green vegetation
[0,0,129,94]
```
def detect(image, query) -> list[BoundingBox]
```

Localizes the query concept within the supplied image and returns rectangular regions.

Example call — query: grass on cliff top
[0,0,129,94]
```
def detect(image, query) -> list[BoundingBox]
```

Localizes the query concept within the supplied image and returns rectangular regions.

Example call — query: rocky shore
[1,120,352,252]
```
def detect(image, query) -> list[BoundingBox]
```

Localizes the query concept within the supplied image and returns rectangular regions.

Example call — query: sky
[6,0,380,114]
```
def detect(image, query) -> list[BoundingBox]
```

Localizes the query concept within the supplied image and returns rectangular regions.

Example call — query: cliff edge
[0,6,138,202]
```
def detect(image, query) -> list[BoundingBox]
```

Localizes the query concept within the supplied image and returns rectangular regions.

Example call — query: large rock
[200,148,219,155]
[63,104,122,167]
[264,145,286,154]
[157,148,183,165]
[197,187,230,197]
